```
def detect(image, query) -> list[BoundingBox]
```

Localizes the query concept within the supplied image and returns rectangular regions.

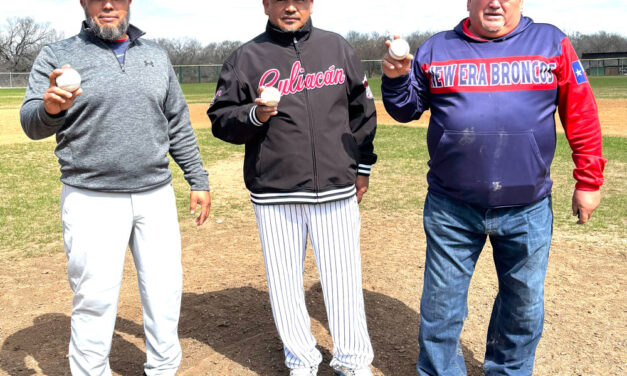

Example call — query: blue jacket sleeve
[380,55,431,123]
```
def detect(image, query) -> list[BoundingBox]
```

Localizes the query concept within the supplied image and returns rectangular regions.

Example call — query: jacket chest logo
[144,60,154,67]
[425,56,559,93]
[259,61,345,96]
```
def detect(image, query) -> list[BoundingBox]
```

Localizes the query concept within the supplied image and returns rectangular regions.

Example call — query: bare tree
[203,41,242,64]
[154,37,204,65]
[405,31,436,54]
[154,38,241,65]
[0,17,62,72]
[569,31,627,55]
[345,31,387,60]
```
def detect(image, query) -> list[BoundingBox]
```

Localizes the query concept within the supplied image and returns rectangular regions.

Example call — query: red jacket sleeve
[556,37,607,191]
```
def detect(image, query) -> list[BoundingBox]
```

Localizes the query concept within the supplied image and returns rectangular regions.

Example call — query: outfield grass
[0,88,28,109]
[2,75,625,107]
[1,126,625,260]
[587,76,627,99]
[180,83,217,104]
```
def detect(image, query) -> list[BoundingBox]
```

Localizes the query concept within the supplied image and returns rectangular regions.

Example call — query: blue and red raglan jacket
[382,16,606,208]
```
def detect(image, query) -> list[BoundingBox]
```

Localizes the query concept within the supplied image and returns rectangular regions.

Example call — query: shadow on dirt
[0,284,482,375]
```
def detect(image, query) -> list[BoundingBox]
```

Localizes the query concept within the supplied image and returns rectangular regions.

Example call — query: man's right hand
[382,36,413,79]
[254,86,279,123]
[44,65,82,116]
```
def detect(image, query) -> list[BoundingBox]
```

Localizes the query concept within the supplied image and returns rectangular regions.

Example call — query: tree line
[2,17,627,72]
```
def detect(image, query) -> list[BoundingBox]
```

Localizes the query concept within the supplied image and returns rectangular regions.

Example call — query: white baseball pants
[253,197,374,371]
[60,184,182,376]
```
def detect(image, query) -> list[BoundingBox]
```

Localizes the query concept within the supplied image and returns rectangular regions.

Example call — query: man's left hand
[356,176,369,204]
[190,191,211,226]
[572,189,601,225]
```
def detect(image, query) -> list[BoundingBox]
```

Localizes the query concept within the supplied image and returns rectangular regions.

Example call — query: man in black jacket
[208,1,376,375]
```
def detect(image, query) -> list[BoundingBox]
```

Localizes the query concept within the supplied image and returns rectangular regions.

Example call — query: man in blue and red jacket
[381,0,605,375]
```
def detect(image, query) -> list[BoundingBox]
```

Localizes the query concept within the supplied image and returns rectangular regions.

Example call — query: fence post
[9,72,12,88]
[198,65,201,84]
[178,66,183,84]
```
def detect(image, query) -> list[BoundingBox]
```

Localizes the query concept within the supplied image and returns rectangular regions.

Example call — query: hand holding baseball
[44,64,83,116]
[254,86,280,123]
[382,36,414,79]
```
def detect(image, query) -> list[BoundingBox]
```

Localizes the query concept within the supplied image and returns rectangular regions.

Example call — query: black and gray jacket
[21,23,209,192]
[208,19,377,205]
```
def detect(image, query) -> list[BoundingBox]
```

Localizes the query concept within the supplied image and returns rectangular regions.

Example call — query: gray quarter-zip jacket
[20,23,209,192]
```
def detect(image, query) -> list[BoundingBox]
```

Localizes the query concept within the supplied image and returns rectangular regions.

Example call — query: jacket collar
[265,18,313,45]
[79,21,145,44]
[455,16,533,42]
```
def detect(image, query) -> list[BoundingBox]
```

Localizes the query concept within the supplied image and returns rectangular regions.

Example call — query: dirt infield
[1,157,626,375]
[188,99,627,137]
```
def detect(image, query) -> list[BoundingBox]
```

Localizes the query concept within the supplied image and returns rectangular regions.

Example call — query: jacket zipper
[293,37,319,192]
[115,41,132,72]
[98,38,131,72]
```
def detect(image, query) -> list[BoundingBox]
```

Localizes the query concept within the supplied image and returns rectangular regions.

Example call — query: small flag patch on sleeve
[572,61,587,84]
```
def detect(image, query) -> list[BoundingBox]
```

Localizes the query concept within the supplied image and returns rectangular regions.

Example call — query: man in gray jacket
[20,1,210,375]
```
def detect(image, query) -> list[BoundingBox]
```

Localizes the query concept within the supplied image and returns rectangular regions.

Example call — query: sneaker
[289,365,318,376]
[333,365,373,376]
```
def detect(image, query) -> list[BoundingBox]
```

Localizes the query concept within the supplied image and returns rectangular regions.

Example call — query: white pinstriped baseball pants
[253,196,374,371]
[61,184,182,376]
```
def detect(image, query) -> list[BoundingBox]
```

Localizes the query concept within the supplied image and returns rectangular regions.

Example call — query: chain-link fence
[173,64,222,84]
[2,58,626,88]
[582,58,627,76]
[0,72,30,88]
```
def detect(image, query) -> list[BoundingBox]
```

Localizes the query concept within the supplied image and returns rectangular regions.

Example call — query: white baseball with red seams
[389,39,410,61]
[56,68,81,92]
[260,86,281,106]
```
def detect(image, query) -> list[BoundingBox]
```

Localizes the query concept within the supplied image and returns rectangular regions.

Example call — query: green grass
[0,88,27,109]
[0,84,219,109]
[367,77,382,100]
[0,130,243,260]
[1,126,625,260]
[365,126,627,238]
[0,141,66,257]
[588,76,627,99]
[2,75,624,107]
[180,83,217,104]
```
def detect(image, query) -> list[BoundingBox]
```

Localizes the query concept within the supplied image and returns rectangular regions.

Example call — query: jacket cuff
[575,181,600,191]
[357,164,372,176]
[186,172,211,192]
[249,105,264,127]
[38,102,66,128]
[381,74,411,90]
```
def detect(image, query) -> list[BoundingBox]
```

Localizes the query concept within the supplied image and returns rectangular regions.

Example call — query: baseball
[260,86,281,106]
[56,68,81,92]
[389,38,410,61]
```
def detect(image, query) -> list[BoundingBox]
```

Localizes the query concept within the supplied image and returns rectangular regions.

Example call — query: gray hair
[84,7,131,41]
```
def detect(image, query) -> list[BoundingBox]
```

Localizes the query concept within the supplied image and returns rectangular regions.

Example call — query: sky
[4,0,627,45]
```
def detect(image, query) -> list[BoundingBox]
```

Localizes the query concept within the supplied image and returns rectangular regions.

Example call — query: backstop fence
[1,58,626,88]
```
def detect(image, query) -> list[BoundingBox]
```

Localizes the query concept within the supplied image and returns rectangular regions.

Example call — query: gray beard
[84,9,130,41]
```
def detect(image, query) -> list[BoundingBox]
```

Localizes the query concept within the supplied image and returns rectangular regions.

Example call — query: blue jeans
[417,193,552,376]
